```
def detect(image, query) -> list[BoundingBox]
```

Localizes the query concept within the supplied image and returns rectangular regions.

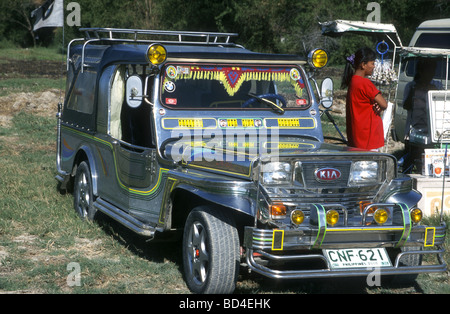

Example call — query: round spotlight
[291,210,305,225]
[410,208,423,224]
[326,209,339,226]
[374,208,389,225]
[147,44,167,65]
[308,49,328,68]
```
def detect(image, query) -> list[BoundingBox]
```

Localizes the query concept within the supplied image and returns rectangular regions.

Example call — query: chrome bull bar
[245,247,447,280]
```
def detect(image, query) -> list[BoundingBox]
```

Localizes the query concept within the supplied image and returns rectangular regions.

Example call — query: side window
[109,64,155,148]
[67,70,97,114]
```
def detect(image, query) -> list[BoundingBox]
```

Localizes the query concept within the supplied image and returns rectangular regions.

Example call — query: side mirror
[126,75,143,108]
[320,77,334,109]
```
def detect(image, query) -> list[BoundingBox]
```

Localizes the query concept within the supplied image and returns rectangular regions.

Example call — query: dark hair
[341,47,377,89]
[414,57,437,82]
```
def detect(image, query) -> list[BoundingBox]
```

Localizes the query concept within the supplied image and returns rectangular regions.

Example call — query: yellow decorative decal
[265,117,316,129]
[162,118,217,129]
[272,229,284,251]
[425,227,436,247]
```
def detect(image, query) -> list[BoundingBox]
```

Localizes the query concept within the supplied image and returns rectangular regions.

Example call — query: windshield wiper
[247,93,286,114]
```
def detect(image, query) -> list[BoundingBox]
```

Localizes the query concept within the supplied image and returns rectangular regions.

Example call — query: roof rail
[68,28,240,72]
[79,28,239,46]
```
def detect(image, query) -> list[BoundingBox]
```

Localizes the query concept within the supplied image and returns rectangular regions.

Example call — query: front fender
[167,170,256,217]
[381,176,422,209]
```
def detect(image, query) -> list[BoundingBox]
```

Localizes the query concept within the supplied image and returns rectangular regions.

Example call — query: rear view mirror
[126,75,143,108]
[321,77,334,109]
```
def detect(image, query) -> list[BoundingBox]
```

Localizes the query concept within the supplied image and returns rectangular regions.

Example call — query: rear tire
[73,161,97,221]
[182,206,240,294]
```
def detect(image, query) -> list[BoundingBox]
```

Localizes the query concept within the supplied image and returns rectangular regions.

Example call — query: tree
[0,0,38,47]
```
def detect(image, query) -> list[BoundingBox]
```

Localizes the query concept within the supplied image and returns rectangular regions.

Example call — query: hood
[170,137,385,179]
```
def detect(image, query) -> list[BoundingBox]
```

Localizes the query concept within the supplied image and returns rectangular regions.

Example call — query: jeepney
[56,28,446,294]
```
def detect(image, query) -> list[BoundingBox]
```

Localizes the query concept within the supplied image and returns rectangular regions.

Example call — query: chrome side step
[94,198,156,237]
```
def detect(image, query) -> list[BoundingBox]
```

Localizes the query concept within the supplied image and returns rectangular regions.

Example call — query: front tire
[182,206,240,294]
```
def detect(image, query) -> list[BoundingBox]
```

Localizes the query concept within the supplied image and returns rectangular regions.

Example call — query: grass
[0,78,64,97]
[0,112,189,293]
[0,46,64,62]
[0,112,448,294]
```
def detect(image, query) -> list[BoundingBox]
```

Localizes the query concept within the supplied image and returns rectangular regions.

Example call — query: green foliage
[0,0,450,64]
[1,1,450,60]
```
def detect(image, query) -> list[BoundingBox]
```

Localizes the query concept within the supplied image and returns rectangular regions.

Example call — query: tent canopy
[320,20,403,47]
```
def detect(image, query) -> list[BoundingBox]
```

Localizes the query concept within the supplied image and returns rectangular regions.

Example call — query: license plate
[324,248,392,269]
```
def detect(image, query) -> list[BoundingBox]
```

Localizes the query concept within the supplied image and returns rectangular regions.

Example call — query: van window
[405,57,450,81]
[415,33,450,49]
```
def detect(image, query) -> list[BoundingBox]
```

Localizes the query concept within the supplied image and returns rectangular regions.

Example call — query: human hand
[373,103,383,115]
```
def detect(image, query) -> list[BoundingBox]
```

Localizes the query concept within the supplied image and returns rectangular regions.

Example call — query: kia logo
[315,168,341,182]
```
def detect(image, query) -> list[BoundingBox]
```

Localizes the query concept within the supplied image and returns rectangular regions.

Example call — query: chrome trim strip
[94,198,156,237]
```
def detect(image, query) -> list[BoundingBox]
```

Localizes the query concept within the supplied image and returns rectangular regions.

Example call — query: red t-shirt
[346,75,384,150]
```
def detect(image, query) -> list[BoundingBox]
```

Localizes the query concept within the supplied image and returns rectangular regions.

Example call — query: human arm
[373,93,388,115]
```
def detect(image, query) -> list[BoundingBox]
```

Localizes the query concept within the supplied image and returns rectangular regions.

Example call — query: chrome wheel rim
[186,221,209,285]
[76,172,90,218]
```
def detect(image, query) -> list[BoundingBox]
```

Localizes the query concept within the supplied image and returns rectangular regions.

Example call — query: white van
[393,18,450,142]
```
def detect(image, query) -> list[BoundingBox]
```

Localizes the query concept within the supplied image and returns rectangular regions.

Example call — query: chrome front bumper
[243,223,447,280]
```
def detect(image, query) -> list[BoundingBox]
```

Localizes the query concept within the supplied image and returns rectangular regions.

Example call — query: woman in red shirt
[341,48,388,151]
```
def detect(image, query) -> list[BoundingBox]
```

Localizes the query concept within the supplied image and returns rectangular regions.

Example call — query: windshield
[160,64,310,110]
[416,33,450,49]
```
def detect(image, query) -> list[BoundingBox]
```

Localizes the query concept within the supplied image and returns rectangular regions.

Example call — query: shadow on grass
[94,212,183,266]
[91,212,429,294]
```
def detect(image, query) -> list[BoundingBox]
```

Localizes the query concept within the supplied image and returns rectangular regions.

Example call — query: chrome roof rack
[68,28,240,72]
[80,28,239,46]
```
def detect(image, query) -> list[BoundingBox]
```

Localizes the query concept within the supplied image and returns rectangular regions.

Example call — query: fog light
[410,208,423,224]
[291,210,305,225]
[326,209,339,226]
[374,208,389,225]
[270,203,286,219]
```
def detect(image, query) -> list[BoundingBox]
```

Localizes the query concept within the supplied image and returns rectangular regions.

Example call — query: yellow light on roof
[147,44,167,65]
[308,49,328,68]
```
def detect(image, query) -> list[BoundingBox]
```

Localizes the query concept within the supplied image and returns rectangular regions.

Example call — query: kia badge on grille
[314,168,341,182]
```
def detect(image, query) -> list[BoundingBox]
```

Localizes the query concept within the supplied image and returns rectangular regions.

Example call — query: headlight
[349,161,379,186]
[262,162,292,185]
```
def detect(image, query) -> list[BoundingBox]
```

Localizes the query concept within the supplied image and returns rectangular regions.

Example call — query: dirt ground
[0,59,64,126]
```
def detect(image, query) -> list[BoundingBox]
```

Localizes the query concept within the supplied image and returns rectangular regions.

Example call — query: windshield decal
[164,65,305,97]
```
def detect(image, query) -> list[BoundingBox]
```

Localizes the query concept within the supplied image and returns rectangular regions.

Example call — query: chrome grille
[300,161,352,188]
